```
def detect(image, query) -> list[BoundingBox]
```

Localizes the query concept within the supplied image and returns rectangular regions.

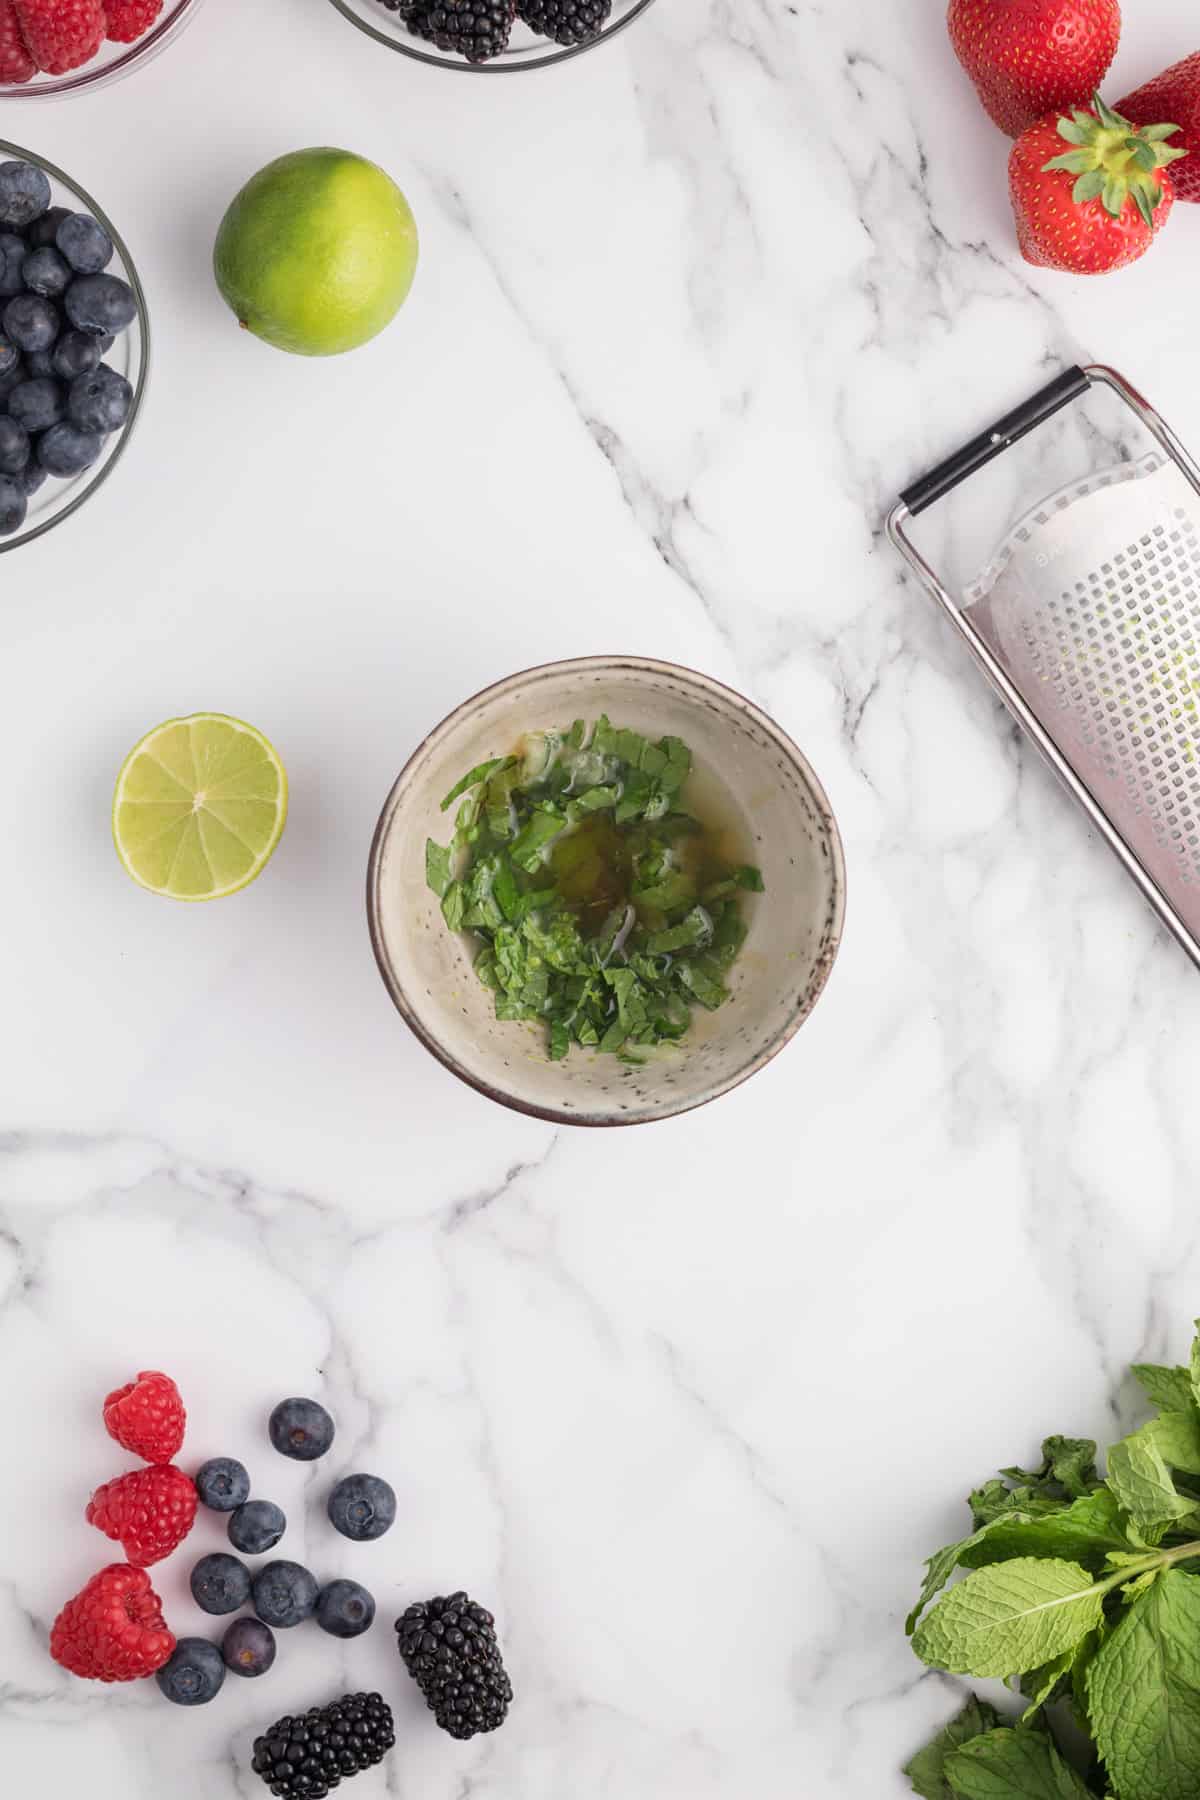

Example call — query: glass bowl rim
[0,137,150,557]
[0,0,205,98]
[324,0,659,72]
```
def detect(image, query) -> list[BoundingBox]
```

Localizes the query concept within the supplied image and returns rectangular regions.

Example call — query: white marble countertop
[5,1,1200,1794]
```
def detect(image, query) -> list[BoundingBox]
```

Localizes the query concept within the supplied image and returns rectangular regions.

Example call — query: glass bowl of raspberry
[0,0,203,97]
[325,0,657,71]
[0,142,149,555]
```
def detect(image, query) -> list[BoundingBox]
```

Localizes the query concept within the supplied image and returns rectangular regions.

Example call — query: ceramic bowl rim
[366,654,847,1127]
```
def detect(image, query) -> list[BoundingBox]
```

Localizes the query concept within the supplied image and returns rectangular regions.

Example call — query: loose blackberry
[388,0,516,63]
[251,1692,395,1800]
[517,0,611,43]
[395,1592,512,1741]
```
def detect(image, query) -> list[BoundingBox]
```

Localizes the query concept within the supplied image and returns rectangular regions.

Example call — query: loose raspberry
[103,1370,186,1465]
[0,0,35,81]
[104,0,161,42]
[11,0,105,74]
[50,1563,175,1682]
[87,1465,198,1567]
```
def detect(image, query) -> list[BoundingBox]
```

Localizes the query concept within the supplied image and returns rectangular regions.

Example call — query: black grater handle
[899,366,1092,516]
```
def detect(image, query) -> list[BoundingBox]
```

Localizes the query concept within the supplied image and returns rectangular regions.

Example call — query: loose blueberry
[57,212,114,275]
[228,1498,286,1556]
[64,272,136,336]
[156,1637,226,1707]
[190,1552,252,1616]
[37,423,101,478]
[268,1397,336,1462]
[0,161,51,230]
[0,417,28,477]
[251,1561,319,1629]
[195,1456,251,1513]
[221,1616,276,1678]
[3,293,58,355]
[327,1473,396,1543]
[0,475,27,535]
[316,1578,376,1639]
[22,247,70,300]
[26,206,72,251]
[9,377,64,434]
[68,364,131,436]
[20,461,47,498]
[0,233,25,298]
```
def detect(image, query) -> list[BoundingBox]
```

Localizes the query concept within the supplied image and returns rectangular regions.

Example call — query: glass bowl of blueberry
[0,145,148,554]
[325,0,658,70]
[0,0,205,99]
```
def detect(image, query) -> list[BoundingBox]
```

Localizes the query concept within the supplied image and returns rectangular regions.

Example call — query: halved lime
[113,714,288,901]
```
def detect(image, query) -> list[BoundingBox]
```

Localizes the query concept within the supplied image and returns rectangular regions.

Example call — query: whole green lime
[213,148,419,357]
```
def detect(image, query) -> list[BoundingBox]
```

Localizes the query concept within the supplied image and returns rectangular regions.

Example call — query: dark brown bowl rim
[366,655,847,1127]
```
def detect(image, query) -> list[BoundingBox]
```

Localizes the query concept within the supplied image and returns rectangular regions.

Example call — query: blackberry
[391,0,516,63]
[395,1592,512,1740]
[251,1692,395,1799]
[517,0,611,43]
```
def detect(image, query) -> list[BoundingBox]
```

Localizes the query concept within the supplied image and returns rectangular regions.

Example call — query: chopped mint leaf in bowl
[367,656,845,1126]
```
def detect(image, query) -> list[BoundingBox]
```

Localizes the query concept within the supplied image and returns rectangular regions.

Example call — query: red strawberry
[1121,55,1200,203]
[104,0,161,41]
[1010,95,1185,273]
[50,1563,175,1682]
[103,1369,186,1465]
[86,1464,197,1567]
[11,0,105,73]
[0,0,35,81]
[948,0,1122,138]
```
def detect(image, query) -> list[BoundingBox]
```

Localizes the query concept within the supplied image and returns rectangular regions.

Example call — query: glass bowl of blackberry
[0,0,205,98]
[325,0,658,71]
[0,144,148,555]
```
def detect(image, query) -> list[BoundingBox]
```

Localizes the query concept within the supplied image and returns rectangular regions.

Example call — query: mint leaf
[425,838,453,899]
[944,1727,1095,1798]
[1001,1437,1101,1503]
[1143,1411,1200,1476]
[959,1490,1131,1571]
[440,757,512,811]
[1190,1320,1200,1412]
[912,1558,1104,1677]
[1020,1645,1080,1717]
[1086,1568,1200,1800]
[1106,1436,1194,1543]
[904,1697,1004,1798]
[1133,1364,1197,1416]
[907,1519,1012,1636]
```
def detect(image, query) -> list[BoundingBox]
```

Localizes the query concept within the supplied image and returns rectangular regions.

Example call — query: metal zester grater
[888,364,1200,971]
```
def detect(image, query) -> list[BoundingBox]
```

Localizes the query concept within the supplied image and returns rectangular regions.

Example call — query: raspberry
[105,0,162,42]
[103,1370,186,1464]
[0,0,35,81]
[50,1563,175,1682]
[87,1464,198,1567]
[11,0,105,73]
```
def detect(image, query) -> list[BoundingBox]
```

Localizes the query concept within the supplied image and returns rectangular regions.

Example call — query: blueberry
[0,474,26,537]
[24,349,54,379]
[9,378,64,434]
[316,1578,376,1639]
[0,234,25,298]
[0,161,50,230]
[195,1456,251,1513]
[37,423,101,478]
[190,1552,252,1616]
[0,417,29,476]
[327,1473,396,1543]
[57,212,113,275]
[0,352,24,392]
[26,205,71,250]
[156,1637,226,1707]
[22,247,70,300]
[221,1616,276,1678]
[251,1560,319,1629]
[20,461,46,497]
[269,1397,336,1462]
[3,293,58,356]
[65,273,136,337]
[68,364,131,436]
[228,1498,286,1555]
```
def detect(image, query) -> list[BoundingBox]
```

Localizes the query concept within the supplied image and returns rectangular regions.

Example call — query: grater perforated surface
[965,456,1200,919]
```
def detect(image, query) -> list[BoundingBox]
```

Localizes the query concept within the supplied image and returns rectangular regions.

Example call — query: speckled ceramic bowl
[367,657,846,1126]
